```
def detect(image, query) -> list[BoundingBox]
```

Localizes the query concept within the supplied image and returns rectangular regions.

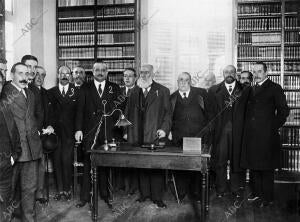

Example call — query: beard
[225,76,235,84]
[137,77,153,89]
[75,77,84,85]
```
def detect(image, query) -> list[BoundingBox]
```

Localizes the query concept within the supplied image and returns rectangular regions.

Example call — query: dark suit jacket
[208,81,247,171]
[2,83,43,162]
[39,86,53,128]
[170,86,214,145]
[48,84,80,139]
[240,79,289,170]
[75,80,122,150]
[0,100,21,161]
[126,81,171,145]
[28,83,44,131]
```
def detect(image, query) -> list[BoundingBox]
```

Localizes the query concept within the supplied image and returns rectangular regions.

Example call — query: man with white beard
[125,64,171,208]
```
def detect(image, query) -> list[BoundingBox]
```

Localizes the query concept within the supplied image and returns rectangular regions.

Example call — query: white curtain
[141,0,234,93]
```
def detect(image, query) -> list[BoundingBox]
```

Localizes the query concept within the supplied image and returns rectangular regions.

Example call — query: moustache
[19,80,28,84]
[61,78,68,81]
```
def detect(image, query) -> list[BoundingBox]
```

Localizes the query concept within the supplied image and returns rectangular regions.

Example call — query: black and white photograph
[0,0,300,221]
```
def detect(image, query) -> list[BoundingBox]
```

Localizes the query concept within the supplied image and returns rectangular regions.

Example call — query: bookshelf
[56,0,139,84]
[0,0,5,59]
[236,0,300,171]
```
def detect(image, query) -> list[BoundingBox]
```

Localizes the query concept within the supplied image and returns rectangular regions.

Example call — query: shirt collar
[257,77,268,86]
[225,81,236,89]
[59,83,69,93]
[142,86,151,92]
[11,82,23,92]
[94,79,106,90]
[179,89,190,98]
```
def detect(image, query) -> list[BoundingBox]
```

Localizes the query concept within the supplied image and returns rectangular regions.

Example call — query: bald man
[48,66,80,201]
[170,72,214,201]
[208,65,247,199]
[75,62,121,208]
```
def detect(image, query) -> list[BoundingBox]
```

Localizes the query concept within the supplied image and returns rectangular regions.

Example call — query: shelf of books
[237,0,300,171]
[57,0,137,84]
[0,0,5,59]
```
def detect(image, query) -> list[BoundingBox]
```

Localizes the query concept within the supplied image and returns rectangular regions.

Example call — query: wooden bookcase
[236,0,300,172]
[56,0,140,84]
[0,0,5,59]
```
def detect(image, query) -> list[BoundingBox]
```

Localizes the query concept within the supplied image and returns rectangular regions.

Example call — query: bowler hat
[41,133,58,153]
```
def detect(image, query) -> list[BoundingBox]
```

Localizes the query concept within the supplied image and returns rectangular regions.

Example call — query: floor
[10,180,300,222]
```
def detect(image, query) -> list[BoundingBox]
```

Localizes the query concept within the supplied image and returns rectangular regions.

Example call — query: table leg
[92,167,98,222]
[201,172,206,221]
[206,170,209,212]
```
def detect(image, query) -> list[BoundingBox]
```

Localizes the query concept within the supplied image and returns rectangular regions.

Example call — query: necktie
[143,87,148,98]
[126,88,131,97]
[228,86,232,94]
[98,84,102,97]
[62,87,66,97]
[183,92,187,99]
[20,89,27,100]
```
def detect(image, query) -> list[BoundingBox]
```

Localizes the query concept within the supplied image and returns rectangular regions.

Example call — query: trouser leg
[61,138,74,192]
[36,155,45,199]
[20,160,39,222]
[151,170,165,201]
[80,153,91,203]
[215,165,227,194]
[139,169,151,198]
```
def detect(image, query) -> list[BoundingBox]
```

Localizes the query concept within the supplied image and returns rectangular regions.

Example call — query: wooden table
[89,145,210,221]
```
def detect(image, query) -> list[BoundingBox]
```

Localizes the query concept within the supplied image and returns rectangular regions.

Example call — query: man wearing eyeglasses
[75,62,121,209]
[48,66,80,202]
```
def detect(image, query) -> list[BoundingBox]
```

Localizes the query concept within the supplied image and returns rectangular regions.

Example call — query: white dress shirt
[59,83,69,95]
[179,89,190,98]
[94,79,106,97]
[225,81,236,95]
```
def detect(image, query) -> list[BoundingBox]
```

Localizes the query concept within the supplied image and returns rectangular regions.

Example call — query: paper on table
[183,137,201,154]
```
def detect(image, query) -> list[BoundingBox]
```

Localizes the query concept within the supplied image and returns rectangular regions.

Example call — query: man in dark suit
[115,68,138,194]
[75,62,121,208]
[241,62,289,206]
[0,72,21,222]
[48,66,80,201]
[2,62,43,222]
[208,65,247,198]
[33,66,54,203]
[72,66,86,88]
[125,64,171,208]
[170,72,213,201]
[21,55,44,132]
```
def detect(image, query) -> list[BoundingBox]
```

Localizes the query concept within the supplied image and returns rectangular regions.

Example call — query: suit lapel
[65,85,75,98]
[8,84,28,112]
[170,91,179,113]
[1,102,15,142]
[145,82,159,107]
[53,86,64,103]
[90,82,103,114]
